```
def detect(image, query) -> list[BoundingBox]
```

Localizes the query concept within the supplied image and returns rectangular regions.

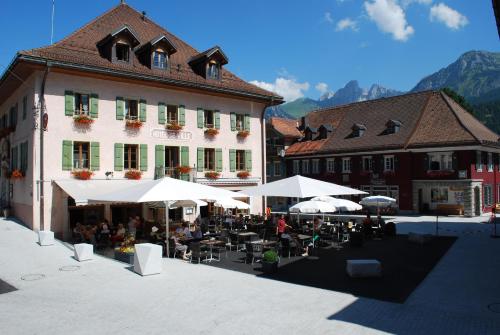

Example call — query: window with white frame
[312,159,320,174]
[488,153,493,172]
[274,161,281,177]
[362,156,373,172]
[384,155,395,172]
[477,151,483,171]
[326,158,335,173]
[484,184,493,206]
[293,160,300,175]
[428,152,453,171]
[342,158,351,173]
[302,160,310,174]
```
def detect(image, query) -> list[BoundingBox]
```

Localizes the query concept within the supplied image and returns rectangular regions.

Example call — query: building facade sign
[150,129,192,141]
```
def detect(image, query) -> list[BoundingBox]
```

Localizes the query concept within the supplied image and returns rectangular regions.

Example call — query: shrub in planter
[125,170,142,180]
[349,231,364,247]
[204,128,219,136]
[205,171,220,180]
[125,119,143,129]
[383,222,396,236]
[262,250,279,273]
[73,114,94,126]
[237,130,250,138]
[176,166,192,174]
[166,122,183,131]
[71,169,94,180]
[237,171,250,179]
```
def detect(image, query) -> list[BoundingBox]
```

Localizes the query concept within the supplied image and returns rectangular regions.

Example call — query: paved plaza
[1,216,500,334]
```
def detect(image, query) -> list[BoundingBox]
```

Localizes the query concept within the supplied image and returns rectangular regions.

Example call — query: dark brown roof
[269,117,302,138]
[13,3,282,103]
[286,90,500,156]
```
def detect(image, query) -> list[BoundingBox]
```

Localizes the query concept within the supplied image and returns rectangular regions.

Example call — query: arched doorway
[474,186,481,216]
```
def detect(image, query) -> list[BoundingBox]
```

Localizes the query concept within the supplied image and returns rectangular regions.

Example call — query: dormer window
[207,61,220,80]
[153,50,168,69]
[116,43,130,62]
[351,124,366,138]
[385,120,402,134]
[303,126,317,141]
[317,124,333,140]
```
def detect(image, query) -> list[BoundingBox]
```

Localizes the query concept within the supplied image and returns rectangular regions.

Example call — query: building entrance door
[474,186,481,216]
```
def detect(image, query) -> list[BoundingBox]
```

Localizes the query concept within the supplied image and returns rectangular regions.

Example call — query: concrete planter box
[133,243,162,276]
[114,250,135,264]
[74,243,94,261]
[346,259,382,278]
[38,230,54,246]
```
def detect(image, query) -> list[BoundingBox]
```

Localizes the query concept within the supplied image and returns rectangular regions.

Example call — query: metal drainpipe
[261,98,274,215]
[39,63,50,231]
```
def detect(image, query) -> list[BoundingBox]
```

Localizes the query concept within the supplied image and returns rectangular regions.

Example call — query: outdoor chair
[245,243,263,264]
[228,233,240,251]
[189,242,209,264]
[279,238,297,258]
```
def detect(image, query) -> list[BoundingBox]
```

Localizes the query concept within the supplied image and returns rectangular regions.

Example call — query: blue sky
[1,0,498,102]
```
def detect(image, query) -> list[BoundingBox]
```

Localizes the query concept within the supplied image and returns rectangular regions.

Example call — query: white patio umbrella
[359,196,397,207]
[213,198,250,209]
[239,175,367,198]
[90,177,241,256]
[311,196,362,212]
[289,200,337,213]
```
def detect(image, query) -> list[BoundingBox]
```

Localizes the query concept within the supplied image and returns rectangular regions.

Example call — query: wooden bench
[436,204,464,216]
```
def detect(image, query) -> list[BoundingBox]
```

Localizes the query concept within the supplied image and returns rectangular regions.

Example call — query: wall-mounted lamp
[105,171,113,179]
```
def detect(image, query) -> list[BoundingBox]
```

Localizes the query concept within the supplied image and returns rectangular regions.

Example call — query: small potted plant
[73,114,94,126]
[10,169,24,180]
[237,171,250,179]
[166,121,183,131]
[71,169,94,180]
[176,166,192,174]
[125,119,143,129]
[114,235,136,264]
[205,171,220,180]
[204,128,219,137]
[262,250,279,273]
[125,169,142,180]
[237,130,250,138]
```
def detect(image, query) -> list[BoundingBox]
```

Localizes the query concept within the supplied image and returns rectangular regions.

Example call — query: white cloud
[315,82,329,95]
[430,3,468,30]
[336,18,359,31]
[250,78,310,102]
[324,12,334,24]
[364,0,415,41]
[401,0,432,7]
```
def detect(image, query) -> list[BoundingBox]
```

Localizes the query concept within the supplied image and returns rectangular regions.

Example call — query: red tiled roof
[286,90,500,156]
[269,117,302,138]
[15,3,282,103]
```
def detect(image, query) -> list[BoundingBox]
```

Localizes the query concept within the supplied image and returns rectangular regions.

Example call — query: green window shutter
[215,148,223,172]
[139,99,147,122]
[90,94,99,118]
[114,143,124,171]
[90,142,100,171]
[140,144,148,171]
[116,97,124,120]
[155,145,165,178]
[181,146,189,166]
[197,108,204,128]
[12,147,18,170]
[158,102,166,124]
[214,110,221,129]
[197,147,204,172]
[65,91,74,116]
[178,105,186,126]
[245,150,252,172]
[229,149,236,172]
[62,140,73,170]
[230,113,236,131]
[244,114,250,131]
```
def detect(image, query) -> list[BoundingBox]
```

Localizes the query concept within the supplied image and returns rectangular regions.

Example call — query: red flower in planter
[383,170,395,177]
[426,170,454,178]
[237,171,250,179]
[124,170,142,180]
[166,122,183,131]
[237,130,250,138]
[10,169,24,180]
[205,171,220,180]
[176,166,192,174]
[71,169,94,180]
[204,128,219,136]
[73,114,94,126]
[126,119,143,129]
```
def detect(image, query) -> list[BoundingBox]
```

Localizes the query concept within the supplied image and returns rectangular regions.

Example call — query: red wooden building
[285,90,500,216]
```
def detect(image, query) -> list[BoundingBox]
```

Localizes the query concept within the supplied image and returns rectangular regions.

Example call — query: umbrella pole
[164,201,170,258]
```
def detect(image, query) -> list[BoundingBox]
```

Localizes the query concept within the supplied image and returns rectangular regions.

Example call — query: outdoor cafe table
[236,231,259,243]
[251,240,278,250]
[200,240,225,262]
[296,234,312,247]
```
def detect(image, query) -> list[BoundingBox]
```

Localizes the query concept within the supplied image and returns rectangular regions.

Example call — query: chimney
[142,11,147,21]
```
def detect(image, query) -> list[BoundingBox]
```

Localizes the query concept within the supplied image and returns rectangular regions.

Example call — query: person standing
[276,214,290,239]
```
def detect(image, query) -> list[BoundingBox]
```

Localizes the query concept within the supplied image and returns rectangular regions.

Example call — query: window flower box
[126,119,143,129]
[71,169,94,180]
[166,122,183,131]
[237,171,250,179]
[73,114,94,126]
[204,128,219,136]
[125,169,142,180]
[176,166,192,174]
[9,169,24,180]
[205,171,220,180]
[426,170,454,178]
[237,130,250,138]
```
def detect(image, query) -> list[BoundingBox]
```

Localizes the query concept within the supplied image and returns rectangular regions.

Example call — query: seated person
[82,225,97,245]
[172,233,190,260]
[110,224,126,247]
[73,222,84,242]
[362,214,374,236]
[181,222,192,239]
[281,230,309,257]
[192,225,202,239]
[376,214,386,227]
